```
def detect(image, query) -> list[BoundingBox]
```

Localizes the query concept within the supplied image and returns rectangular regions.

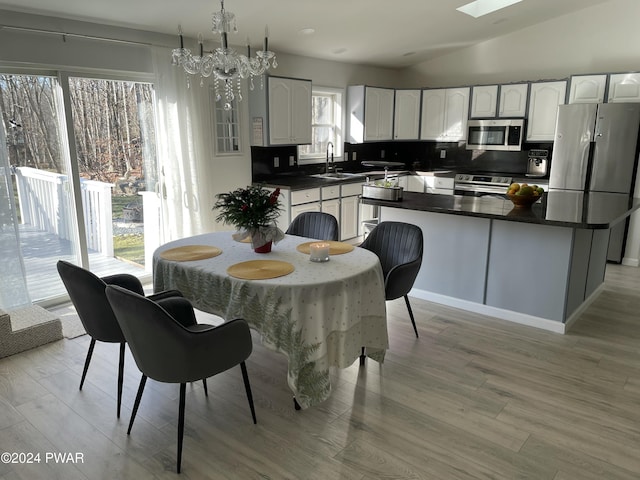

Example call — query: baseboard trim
[562,283,605,332]
[409,288,567,334]
[621,257,639,267]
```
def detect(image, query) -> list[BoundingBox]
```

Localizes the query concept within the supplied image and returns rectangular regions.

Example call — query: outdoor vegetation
[1,74,154,266]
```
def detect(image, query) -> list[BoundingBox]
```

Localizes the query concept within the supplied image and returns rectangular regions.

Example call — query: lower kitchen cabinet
[407,175,426,192]
[340,182,364,241]
[321,198,340,221]
[340,195,360,240]
[291,201,321,221]
[268,182,365,241]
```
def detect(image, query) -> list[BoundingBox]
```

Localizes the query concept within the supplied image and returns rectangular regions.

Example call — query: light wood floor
[2,264,640,479]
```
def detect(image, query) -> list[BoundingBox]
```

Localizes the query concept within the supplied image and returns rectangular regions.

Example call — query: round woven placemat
[227,260,295,280]
[296,241,355,255]
[159,245,222,261]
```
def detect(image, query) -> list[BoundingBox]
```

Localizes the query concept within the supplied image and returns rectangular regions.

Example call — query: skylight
[456,0,523,18]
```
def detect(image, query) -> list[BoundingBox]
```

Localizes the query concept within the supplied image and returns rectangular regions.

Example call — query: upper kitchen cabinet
[526,80,567,142]
[498,83,528,117]
[420,87,470,141]
[568,74,607,104]
[470,85,498,118]
[608,73,640,102]
[394,89,421,140]
[347,86,394,143]
[249,76,312,146]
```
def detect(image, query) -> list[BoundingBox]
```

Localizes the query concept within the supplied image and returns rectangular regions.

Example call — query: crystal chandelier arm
[172,0,276,103]
[263,25,269,52]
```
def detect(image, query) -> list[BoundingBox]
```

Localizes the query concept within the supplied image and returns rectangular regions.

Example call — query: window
[298,87,343,164]
[211,86,241,155]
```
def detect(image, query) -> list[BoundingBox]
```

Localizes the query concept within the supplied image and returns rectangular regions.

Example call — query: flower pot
[254,241,272,253]
[251,229,273,253]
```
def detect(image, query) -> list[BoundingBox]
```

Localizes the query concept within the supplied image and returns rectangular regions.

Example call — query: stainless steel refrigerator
[549,102,640,262]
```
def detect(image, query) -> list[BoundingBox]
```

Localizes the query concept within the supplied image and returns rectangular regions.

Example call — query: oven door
[454,183,508,197]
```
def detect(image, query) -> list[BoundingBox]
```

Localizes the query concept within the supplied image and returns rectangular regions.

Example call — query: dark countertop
[362,190,640,229]
[254,171,405,190]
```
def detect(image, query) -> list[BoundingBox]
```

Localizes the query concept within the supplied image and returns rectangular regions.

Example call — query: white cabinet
[407,175,454,194]
[425,176,454,195]
[406,175,426,192]
[291,202,321,222]
[365,87,394,141]
[568,75,607,104]
[526,81,567,142]
[420,87,470,141]
[250,76,311,146]
[470,85,498,118]
[321,198,340,221]
[268,77,312,145]
[608,73,640,103]
[321,185,340,222]
[340,195,360,240]
[340,182,363,241]
[290,187,321,225]
[394,89,421,140]
[420,89,446,140]
[498,83,528,117]
[347,86,394,143]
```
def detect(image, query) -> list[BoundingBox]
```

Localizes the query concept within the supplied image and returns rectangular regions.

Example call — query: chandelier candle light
[171,0,277,110]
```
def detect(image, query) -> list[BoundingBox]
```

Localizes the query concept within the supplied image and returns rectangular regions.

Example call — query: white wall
[401,0,640,87]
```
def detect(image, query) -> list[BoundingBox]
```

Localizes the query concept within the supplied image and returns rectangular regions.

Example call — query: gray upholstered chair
[105,285,256,474]
[360,221,424,338]
[56,260,192,418]
[286,211,340,241]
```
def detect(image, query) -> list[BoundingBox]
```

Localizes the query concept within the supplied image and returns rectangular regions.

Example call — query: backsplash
[251,141,553,180]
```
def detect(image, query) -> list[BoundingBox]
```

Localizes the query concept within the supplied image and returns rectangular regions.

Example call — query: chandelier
[171,0,277,110]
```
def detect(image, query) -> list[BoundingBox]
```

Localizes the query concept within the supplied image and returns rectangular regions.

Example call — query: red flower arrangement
[213,185,282,230]
[213,185,284,250]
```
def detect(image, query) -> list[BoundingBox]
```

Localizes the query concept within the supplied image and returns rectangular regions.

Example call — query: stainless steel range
[454,174,512,196]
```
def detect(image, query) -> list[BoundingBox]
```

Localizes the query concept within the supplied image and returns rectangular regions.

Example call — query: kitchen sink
[310,172,366,179]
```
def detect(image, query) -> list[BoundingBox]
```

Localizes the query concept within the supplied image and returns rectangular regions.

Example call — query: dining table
[152,231,389,409]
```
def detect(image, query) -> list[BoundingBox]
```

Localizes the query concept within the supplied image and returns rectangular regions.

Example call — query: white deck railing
[14,167,114,257]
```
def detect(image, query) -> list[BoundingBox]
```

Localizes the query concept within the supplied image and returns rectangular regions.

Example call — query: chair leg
[177,383,186,474]
[79,338,96,390]
[240,362,257,424]
[404,295,419,338]
[117,343,125,418]
[202,378,208,397]
[359,346,366,366]
[127,374,147,435]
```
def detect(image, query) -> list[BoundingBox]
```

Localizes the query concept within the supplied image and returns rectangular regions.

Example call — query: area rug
[51,307,87,339]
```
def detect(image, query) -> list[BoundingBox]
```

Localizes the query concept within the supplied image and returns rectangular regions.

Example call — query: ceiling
[0,0,611,68]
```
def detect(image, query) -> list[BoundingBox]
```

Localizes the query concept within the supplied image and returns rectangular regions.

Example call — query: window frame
[298,86,344,165]
[210,85,243,156]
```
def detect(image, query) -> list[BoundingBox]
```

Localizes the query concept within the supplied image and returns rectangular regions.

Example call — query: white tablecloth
[153,232,388,409]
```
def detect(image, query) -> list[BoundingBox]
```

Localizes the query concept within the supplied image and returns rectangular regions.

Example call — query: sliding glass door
[0,71,158,306]
[0,72,82,307]
[66,76,158,279]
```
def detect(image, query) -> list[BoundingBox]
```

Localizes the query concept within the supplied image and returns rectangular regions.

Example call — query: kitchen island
[363,190,640,333]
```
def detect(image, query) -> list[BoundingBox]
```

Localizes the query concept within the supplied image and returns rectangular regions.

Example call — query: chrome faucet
[326,142,334,173]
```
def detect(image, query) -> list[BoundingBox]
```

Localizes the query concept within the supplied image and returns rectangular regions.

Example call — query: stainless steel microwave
[466,119,524,151]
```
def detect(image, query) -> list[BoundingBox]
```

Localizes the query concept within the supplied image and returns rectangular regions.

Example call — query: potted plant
[213,185,284,253]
